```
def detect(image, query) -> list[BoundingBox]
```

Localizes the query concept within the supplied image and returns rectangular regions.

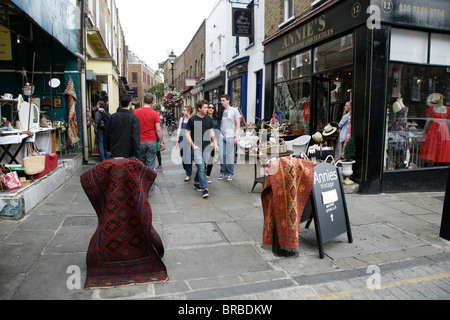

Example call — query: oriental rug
[261,157,314,252]
[81,158,168,289]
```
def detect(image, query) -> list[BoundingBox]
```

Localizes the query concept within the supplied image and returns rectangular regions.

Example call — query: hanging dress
[392,106,410,152]
[419,106,450,163]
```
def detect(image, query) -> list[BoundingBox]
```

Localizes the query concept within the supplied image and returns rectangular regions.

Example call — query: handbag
[33,154,59,179]
[23,143,46,175]
[0,167,21,191]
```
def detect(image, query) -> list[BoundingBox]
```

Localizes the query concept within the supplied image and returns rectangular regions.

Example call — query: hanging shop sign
[232,8,254,38]
[185,79,197,87]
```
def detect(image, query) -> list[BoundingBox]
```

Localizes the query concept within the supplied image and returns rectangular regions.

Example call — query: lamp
[168,50,176,91]
[169,50,176,65]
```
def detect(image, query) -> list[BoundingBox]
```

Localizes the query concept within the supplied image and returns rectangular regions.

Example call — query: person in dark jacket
[105,94,141,159]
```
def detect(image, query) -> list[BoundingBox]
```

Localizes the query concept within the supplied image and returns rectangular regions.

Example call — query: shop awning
[204,71,225,92]
[87,30,111,59]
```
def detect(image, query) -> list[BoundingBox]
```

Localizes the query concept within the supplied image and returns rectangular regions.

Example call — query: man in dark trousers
[185,100,219,198]
[105,94,141,159]
[94,100,111,162]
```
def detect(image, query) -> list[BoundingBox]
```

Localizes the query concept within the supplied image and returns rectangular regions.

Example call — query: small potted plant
[341,137,356,185]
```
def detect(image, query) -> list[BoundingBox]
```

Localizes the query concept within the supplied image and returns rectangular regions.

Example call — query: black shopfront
[263,0,449,194]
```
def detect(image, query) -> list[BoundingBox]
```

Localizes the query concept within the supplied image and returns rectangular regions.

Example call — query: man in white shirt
[218,94,241,181]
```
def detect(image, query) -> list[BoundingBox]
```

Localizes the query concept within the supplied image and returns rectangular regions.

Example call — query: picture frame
[53,97,62,108]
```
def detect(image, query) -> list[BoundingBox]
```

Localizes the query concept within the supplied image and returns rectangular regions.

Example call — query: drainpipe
[76,0,89,163]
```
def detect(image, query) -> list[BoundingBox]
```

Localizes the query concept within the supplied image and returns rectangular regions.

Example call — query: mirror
[49,78,61,88]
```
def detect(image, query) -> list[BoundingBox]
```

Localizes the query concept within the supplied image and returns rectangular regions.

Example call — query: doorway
[313,67,353,131]
[255,69,263,121]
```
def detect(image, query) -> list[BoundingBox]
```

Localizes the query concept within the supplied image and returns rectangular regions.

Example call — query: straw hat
[312,132,323,143]
[322,124,337,136]
[426,93,443,106]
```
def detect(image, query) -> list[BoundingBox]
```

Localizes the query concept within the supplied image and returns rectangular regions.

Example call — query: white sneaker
[218,174,225,180]
[206,176,212,183]
[227,175,233,181]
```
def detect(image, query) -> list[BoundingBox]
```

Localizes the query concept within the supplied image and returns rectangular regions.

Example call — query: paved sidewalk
[1,129,449,300]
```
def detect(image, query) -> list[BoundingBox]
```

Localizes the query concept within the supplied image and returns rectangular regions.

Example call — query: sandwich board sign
[310,162,353,258]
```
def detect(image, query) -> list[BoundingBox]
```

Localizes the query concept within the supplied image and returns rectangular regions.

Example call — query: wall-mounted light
[17,36,20,44]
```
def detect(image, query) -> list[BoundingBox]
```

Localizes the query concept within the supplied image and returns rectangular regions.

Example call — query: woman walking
[175,106,195,181]
[206,104,220,183]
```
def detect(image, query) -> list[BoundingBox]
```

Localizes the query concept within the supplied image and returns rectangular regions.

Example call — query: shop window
[390,28,428,64]
[314,34,353,73]
[274,79,311,134]
[231,77,242,106]
[291,50,312,78]
[275,58,290,82]
[385,63,450,171]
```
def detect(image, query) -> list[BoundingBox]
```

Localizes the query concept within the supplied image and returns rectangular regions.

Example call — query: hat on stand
[312,132,323,143]
[322,124,337,136]
[426,93,443,106]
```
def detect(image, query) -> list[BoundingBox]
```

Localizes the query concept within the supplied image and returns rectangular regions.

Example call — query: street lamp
[168,50,176,91]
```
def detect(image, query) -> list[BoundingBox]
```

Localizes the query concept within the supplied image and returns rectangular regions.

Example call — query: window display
[273,49,311,134]
[386,63,450,171]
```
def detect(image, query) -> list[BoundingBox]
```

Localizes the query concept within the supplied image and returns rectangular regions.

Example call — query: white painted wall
[205,0,265,124]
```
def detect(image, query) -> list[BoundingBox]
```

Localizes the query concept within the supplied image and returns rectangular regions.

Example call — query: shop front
[204,71,226,109]
[227,57,249,120]
[0,0,82,152]
[85,30,120,155]
[263,0,449,193]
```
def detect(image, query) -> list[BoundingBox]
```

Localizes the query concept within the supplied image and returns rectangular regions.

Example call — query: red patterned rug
[81,158,168,289]
[261,157,315,252]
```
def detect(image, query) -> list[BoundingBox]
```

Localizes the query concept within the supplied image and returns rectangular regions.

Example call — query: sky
[115,0,219,72]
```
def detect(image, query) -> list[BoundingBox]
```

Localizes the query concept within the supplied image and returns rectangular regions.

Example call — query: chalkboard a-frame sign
[310,162,353,259]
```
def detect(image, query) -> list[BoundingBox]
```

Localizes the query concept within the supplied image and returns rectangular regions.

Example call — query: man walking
[94,100,111,162]
[218,94,241,181]
[185,100,219,198]
[105,94,141,159]
[134,93,164,190]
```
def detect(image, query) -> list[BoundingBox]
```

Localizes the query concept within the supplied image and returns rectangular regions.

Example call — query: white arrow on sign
[330,214,334,222]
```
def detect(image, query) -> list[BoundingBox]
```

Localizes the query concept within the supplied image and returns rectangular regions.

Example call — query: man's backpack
[99,110,111,129]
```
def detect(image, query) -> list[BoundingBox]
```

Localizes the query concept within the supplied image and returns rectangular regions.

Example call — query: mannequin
[419,93,450,163]
[393,94,406,113]
[391,93,410,167]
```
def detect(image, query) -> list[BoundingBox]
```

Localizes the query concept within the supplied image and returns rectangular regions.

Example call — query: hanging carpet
[81,158,168,289]
[261,157,315,253]
[64,77,80,145]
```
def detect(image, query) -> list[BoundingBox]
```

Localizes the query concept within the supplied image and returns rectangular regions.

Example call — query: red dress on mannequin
[419,106,450,163]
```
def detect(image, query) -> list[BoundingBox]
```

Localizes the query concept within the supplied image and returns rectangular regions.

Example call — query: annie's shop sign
[264,0,368,63]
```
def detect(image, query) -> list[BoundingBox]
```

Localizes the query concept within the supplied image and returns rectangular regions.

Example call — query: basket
[23,143,45,175]
[23,155,45,175]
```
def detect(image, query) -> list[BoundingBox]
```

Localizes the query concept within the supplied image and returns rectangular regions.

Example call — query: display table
[249,150,293,192]
[0,128,55,165]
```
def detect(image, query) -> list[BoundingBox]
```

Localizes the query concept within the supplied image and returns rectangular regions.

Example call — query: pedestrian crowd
[91,93,241,198]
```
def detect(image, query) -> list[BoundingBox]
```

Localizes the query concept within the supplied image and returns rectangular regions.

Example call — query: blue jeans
[96,130,110,162]
[180,143,193,177]
[139,141,158,189]
[193,149,210,191]
[219,137,236,176]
